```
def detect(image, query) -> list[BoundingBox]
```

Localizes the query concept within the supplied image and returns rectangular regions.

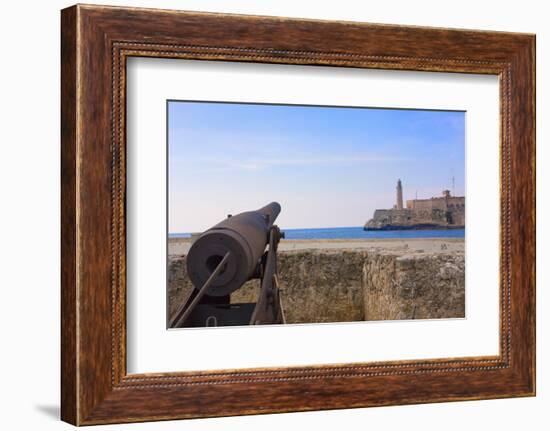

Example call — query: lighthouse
[396,179,404,210]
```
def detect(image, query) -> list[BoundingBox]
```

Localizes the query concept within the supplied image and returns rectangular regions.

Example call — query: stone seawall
[168,246,465,325]
[362,253,464,320]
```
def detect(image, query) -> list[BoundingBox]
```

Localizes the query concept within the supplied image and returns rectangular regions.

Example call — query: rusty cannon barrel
[186,202,281,297]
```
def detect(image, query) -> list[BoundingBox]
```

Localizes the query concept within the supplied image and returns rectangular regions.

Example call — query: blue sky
[168,101,465,233]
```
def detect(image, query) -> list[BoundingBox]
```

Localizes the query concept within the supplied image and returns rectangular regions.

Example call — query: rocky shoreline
[363,224,465,231]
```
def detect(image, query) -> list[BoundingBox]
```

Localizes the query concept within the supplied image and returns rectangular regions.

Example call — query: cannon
[170,202,285,328]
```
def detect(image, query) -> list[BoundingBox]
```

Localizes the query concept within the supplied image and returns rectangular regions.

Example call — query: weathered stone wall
[269,251,366,324]
[362,253,465,320]
[168,249,465,326]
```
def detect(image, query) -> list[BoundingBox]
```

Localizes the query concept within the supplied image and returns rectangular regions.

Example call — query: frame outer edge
[61,5,79,426]
[521,34,536,394]
[526,35,536,395]
[504,35,536,395]
[531,35,536,396]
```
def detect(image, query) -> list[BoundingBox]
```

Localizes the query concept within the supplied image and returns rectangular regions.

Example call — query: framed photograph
[61,4,535,425]
[166,102,467,330]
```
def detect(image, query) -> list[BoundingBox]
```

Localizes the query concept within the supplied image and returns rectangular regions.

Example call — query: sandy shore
[168,237,464,256]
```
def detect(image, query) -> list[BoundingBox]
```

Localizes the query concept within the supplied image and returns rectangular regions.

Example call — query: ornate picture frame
[61,4,535,425]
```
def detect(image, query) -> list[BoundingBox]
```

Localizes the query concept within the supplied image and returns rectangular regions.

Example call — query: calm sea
[169,227,465,240]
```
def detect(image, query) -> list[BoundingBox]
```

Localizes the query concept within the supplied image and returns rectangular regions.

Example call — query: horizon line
[168,225,367,235]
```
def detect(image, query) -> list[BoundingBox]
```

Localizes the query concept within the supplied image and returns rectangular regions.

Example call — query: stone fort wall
[168,248,465,325]
[406,195,465,211]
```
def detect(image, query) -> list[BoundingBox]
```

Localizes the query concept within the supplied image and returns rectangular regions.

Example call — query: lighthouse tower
[396,179,404,210]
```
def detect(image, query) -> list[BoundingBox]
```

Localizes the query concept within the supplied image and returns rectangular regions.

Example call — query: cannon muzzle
[186,202,281,296]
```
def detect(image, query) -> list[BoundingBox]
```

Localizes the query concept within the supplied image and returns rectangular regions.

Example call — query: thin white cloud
[195,154,410,172]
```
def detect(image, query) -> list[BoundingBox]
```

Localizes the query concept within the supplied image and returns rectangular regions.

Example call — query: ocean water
[169,232,192,239]
[170,227,465,240]
[282,227,464,240]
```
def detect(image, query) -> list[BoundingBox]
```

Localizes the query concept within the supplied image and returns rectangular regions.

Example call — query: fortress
[364,180,465,231]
